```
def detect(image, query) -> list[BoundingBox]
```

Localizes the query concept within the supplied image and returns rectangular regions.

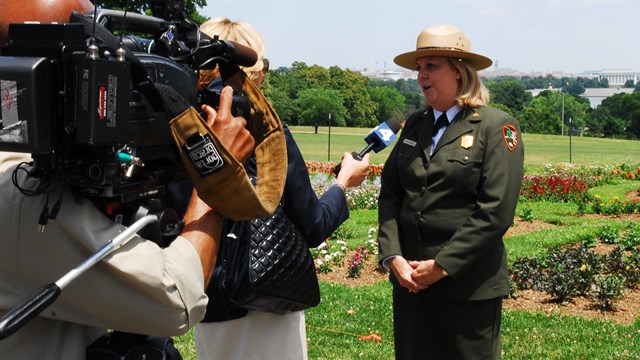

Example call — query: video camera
[0,0,256,203]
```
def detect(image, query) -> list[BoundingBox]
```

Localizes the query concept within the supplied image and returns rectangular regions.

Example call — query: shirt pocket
[446,148,483,190]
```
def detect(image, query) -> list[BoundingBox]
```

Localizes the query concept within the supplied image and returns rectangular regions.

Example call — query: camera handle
[0,214,159,340]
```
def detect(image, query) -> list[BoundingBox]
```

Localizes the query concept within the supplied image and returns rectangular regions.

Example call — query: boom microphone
[198,39,258,68]
[333,119,402,175]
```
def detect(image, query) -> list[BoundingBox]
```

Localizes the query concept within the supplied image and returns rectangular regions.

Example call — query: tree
[328,66,377,128]
[598,78,610,88]
[491,103,514,116]
[518,75,552,90]
[369,78,423,116]
[262,85,297,126]
[289,62,332,89]
[519,93,559,134]
[560,93,590,135]
[486,80,532,114]
[394,78,423,114]
[625,95,640,139]
[296,88,347,133]
[566,82,585,96]
[587,106,626,137]
[593,92,640,139]
[268,63,378,128]
[368,86,405,123]
[519,90,589,135]
[263,63,319,125]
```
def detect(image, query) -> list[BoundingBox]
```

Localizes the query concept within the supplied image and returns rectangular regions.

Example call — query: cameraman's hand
[201,86,254,163]
[335,152,370,189]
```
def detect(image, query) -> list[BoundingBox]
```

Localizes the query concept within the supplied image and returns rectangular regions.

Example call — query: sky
[201,0,638,75]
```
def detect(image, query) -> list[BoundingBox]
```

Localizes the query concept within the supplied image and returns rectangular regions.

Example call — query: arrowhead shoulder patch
[502,124,519,152]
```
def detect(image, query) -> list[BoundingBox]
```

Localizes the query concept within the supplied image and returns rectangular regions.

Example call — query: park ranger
[377,24,525,360]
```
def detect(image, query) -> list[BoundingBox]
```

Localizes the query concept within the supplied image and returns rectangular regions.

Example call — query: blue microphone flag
[365,120,400,153]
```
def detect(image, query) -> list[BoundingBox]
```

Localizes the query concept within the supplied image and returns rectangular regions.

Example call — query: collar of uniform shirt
[432,104,461,129]
[430,104,461,155]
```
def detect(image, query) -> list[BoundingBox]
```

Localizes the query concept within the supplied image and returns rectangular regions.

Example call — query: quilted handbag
[218,201,321,314]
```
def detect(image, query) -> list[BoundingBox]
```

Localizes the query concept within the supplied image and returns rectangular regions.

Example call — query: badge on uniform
[502,124,519,151]
[461,134,474,149]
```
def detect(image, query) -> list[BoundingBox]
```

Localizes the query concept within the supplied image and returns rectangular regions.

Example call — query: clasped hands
[391,256,447,294]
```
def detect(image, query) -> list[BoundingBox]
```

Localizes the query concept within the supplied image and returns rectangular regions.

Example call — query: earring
[456,74,461,80]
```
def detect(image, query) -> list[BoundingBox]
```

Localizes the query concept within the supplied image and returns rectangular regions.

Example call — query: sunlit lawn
[289,126,640,170]
[173,131,640,359]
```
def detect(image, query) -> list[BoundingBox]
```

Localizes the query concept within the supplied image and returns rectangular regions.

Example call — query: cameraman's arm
[180,192,221,287]
[180,85,254,286]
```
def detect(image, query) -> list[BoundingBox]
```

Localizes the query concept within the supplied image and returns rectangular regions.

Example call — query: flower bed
[306,160,640,317]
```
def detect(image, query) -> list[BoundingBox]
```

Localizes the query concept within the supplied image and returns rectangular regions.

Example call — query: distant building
[526,84,557,97]
[597,69,637,87]
[580,87,635,108]
[525,86,635,108]
[480,68,574,79]
[526,86,553,97]
[357,67,415,80]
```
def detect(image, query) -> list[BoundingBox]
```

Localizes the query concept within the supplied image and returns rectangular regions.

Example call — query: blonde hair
[199,17,265,85]
[448,58,490,108]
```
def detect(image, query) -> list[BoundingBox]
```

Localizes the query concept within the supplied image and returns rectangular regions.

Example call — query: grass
[173,131,640,359]
[288,126,640,169]
[506,208,637,261]
[305,282,395,360]
[502,312,640,359]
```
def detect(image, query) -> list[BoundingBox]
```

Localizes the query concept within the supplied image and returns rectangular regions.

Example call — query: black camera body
[0,5,242,202]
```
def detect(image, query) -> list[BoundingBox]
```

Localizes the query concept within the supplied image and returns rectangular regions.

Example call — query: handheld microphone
[333,119,402,175]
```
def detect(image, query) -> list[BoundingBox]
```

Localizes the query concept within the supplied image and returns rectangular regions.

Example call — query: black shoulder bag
[218,200,321,314]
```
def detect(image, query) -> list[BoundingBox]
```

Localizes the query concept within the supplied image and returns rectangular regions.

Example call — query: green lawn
[174,131,640,359]
[288,126,640,170]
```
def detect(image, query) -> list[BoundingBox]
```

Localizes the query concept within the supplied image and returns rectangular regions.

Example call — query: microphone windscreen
[387,119,402,133]
[227,41,258,67]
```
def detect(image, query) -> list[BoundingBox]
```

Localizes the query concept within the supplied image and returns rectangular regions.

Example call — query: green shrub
[623,252,640,289]
[519,205,534,222]
[590,274,626,311]
[603,247,640,289]
[542,245,600,302]
[578,233,598,248]
[597,224,619,244]
[602,246,626,275]
[507,279,518,299]
[619,224,640,251]
[511,257,545,291]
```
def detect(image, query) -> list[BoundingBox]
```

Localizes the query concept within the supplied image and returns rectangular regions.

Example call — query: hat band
[418,46,468,53]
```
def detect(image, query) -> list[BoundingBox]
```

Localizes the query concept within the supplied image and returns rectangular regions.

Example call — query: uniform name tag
[403,138,417,147]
